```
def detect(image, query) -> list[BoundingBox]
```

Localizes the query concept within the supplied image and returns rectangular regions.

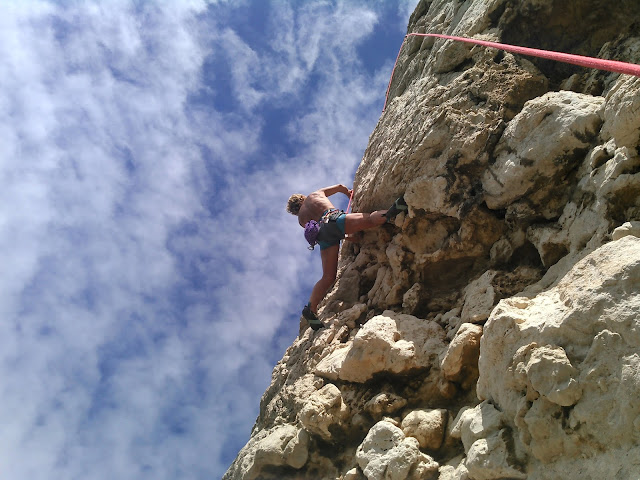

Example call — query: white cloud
[218,27,267,111]
[0,1,217,479]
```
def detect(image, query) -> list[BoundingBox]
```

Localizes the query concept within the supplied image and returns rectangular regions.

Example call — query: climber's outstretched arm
[318,184,351,198]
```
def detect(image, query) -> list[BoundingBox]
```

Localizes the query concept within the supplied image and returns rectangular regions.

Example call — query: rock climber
[287,184,407,330]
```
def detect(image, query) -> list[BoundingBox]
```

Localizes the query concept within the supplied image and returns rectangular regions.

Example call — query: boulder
[298,383,350,441]
[440,323,483,385]
[227,424,309,480]
[512,343,582,407]
[365,393,408,421]
[612,221,640,241]
[460,271,498,324]
[401,408,448,450]
[601,76,640,147]
[466,429,526,480]
[436,458,470,480]
[356,421,439,480]
[450,401,505,453]
[315,311,446,383]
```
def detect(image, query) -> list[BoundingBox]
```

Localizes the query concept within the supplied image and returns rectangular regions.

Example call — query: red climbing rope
[346,188,354,214]
[383,33,640,111]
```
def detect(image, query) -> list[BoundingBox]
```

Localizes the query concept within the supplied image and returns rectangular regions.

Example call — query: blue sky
[0,1,418,478]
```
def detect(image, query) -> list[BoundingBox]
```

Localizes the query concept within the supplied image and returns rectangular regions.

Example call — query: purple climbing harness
[305,208,343,250]
[304,220,321,250]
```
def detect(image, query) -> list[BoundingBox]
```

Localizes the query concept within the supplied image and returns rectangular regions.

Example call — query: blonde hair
[287,194,306,215]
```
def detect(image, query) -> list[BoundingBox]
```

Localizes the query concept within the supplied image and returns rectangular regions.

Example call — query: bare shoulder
[307,190,327,201]
[307,191,334,211]
[298,191,334,226]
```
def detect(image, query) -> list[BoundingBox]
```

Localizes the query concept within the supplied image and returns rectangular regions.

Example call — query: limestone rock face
[477,236,640,476]
[482,91,604,216]
[224,0,640,478]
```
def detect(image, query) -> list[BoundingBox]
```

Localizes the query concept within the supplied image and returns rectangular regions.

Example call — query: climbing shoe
[302,304,325,331]
[385,196,408,223]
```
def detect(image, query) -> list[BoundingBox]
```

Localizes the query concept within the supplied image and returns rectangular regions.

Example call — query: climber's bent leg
[344,211,387,234]
[308,244,340,313]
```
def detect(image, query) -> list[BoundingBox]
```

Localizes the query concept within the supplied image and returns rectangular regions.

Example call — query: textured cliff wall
[225,0,640,478]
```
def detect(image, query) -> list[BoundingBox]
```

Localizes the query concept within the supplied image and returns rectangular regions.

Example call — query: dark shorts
[317,212,346,250]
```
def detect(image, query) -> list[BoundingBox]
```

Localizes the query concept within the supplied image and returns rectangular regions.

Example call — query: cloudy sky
[0,1,418,478]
